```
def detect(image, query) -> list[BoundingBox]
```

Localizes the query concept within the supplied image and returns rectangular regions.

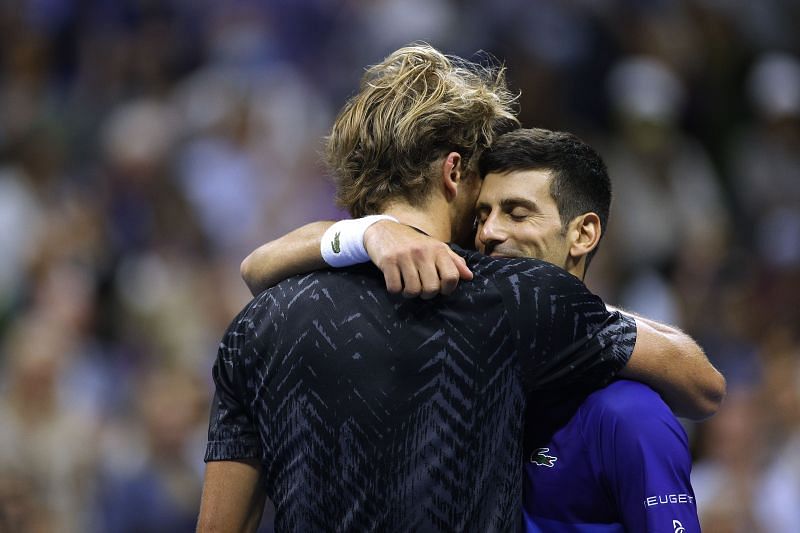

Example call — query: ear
[567,212,601,261]
[441,152,463,200]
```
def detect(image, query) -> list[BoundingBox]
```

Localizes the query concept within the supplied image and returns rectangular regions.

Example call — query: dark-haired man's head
[475,128,612,278]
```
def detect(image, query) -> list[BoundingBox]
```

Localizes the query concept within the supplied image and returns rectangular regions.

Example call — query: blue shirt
[523,380,700,533]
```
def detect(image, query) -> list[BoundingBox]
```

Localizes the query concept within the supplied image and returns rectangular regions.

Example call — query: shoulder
[258,267,384,307]
[451,246,588,294]
[584,380,667,416]
[582,380,688,447]
[221,273,321,347]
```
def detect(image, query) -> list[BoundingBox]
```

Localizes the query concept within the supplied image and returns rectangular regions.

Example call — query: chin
[489,250,525,259]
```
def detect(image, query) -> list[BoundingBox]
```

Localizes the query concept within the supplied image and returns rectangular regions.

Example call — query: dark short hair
[478,128,611,266]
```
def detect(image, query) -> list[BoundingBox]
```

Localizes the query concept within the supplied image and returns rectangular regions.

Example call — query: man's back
[206,249,635,532]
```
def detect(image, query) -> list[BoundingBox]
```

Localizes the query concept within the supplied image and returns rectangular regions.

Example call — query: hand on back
[364,220,473,299]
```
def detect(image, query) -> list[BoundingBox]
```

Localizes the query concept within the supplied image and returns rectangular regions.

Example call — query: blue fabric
[523,380,700,532]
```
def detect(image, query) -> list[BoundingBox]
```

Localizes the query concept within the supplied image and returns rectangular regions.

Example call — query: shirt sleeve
[204,305,263,462]
[493,259,637,391]
[594,383,701,532]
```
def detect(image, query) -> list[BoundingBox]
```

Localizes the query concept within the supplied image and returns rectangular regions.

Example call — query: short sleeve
[204,307,262,462]
[493,259,636,391]
[594,382,701,532]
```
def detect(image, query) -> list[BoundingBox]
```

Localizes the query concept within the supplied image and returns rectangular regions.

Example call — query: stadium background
[0,0,797,531]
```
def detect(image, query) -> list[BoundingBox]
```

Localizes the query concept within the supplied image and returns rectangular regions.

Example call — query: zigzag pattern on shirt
[207,249,636,532]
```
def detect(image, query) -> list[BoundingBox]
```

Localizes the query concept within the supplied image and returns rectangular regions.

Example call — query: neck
[564,256,587,280]
[380,201,452,242]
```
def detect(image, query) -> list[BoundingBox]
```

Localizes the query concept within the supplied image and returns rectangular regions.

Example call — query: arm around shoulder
[618,315,726,420]
[363,219,472,298]
[240,221,334,295]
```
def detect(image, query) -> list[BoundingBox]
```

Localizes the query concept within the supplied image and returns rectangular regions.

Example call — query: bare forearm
[240,221,334,295]
[197,459,266,533]
[242,218,472,298]
[618,314,726,420]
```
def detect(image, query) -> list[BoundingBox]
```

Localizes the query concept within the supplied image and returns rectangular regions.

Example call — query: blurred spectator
[173,62,338,261]
[692,388,766,532]
[730,52,800,268]
[603,56,729,272]
[0,166,43,313]
[93,369,206,533]
[0,468,52,533]
[753,334,800,532]
[600,56,730,325]
[0,315,97,531]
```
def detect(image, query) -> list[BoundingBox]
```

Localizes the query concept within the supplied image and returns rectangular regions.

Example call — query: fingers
[449,250,473,281]
[399,245,472,299]
[368,220,474,298]
[417,252,441,300]
[397,255,423,298]
[382,262,403,295]
[435,253,461,296]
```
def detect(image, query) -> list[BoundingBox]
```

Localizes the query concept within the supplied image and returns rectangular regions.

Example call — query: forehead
[478,169,555,205]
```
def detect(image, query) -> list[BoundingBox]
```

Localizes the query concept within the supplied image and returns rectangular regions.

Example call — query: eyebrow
[501,197,539,212]
[477,196,539,213]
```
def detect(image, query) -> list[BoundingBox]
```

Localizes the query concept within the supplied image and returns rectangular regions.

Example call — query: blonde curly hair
[326,43,519,217]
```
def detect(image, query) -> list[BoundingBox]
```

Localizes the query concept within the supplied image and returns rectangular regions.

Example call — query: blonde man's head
[326,43,520,217]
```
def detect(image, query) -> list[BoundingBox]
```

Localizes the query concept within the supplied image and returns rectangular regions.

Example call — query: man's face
[474,169,571,268]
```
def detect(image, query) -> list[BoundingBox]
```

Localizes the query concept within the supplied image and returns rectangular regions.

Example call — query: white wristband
[320,215,399,267]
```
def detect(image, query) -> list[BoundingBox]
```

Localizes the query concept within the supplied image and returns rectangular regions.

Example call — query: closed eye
[508,207,530,221]
[475,205,491,225]
[500,198,539,219]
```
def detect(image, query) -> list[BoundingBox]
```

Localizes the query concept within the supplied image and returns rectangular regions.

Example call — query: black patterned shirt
[205,247,637,532]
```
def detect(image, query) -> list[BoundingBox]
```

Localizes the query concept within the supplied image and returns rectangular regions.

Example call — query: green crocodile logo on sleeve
[530,448,558,467]
[331,232,341,254]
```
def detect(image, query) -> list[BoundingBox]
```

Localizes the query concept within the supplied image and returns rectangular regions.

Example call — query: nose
[478,212,506,254]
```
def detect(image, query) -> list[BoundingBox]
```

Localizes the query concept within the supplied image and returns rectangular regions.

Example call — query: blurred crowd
[0,0,797,532]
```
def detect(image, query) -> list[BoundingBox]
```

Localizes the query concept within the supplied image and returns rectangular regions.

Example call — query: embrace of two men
[197,44,724,533]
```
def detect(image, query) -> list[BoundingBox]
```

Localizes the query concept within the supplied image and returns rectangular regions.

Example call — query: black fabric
[205,247,636,532]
